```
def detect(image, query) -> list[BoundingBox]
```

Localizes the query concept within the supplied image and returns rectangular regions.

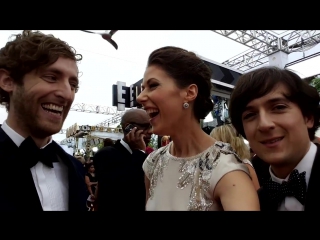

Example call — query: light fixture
[92,147,98,153]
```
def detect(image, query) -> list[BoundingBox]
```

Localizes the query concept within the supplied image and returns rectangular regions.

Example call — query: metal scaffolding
[0,102,126,135]
[70,103,122,115]
[212,30,320,72]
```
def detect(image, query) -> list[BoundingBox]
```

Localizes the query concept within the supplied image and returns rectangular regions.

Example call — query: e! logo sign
[112,80,142,111]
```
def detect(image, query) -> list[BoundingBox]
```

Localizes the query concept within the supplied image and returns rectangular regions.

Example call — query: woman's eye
[149,83,158,88]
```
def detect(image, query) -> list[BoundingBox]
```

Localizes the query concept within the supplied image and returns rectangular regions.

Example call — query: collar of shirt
[120,139,133,154]
[1,120,52,149]
[119,139,146,154]
[269,142,317,187]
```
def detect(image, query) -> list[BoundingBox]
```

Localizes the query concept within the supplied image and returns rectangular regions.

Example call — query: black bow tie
[265,169,307,205]
[18,136,59,168]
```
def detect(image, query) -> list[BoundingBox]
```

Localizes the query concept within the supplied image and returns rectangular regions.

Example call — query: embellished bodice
[142,141,249,211]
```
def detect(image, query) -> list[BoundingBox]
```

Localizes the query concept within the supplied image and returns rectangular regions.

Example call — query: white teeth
[42,104,63,112]
[146,109,159,114]
[43,110,61,116]
[145,108,159,119]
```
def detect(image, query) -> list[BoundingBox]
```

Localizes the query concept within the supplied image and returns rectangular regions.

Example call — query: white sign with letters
[117,81,126,111]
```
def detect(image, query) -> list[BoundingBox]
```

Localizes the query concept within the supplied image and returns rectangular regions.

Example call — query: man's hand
[124,127,146,151]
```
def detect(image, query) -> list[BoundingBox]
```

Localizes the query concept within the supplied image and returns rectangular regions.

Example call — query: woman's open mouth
[146,108,159,119]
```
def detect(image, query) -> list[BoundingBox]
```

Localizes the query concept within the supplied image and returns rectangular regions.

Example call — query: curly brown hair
[0,30,82,111]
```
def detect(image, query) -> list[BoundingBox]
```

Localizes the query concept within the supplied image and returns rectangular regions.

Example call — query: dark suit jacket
[252,155,271,186]
[93,139,147,211]
[0,128,87,211]
[258,144,320,211]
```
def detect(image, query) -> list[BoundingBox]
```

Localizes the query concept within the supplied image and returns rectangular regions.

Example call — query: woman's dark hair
[147,46,214,120]
[229,66,320,140]
[85,162,94,171]
[0,30,82,111]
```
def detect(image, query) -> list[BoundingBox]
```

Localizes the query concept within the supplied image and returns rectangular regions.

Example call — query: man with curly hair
[0,30,87,211]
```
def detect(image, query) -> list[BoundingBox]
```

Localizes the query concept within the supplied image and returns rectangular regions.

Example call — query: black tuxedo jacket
[0,128,87,211]
[93,140,147,211]
[258,144,320,211]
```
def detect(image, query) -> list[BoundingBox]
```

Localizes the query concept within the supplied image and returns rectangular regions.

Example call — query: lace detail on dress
[242,159,253,167]
[177,151,214,211]
[215,141,243,163]
[147,145,170,199]
[148,141,242,211]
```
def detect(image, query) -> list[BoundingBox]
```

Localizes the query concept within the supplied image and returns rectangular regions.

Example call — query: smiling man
[229,66,320,211]
[0,30,87,211]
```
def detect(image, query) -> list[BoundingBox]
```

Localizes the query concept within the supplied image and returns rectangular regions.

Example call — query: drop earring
[183,102,189,109]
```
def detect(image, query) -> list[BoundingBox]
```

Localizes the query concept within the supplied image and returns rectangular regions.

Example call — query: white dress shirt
[269,142,317,211]
[2,121,69,211]
[120,139,145,154]
[120,139,133,154]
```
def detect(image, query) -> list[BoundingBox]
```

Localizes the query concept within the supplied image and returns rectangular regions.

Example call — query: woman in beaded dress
[136,46,260,211]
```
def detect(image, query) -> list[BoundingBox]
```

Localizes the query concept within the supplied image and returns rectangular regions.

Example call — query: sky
[0,30,319,142]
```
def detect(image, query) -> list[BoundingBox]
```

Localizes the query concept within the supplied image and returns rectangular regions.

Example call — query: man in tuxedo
[0,30,87,211]
[93,108,152,211]
[229,66,320,211]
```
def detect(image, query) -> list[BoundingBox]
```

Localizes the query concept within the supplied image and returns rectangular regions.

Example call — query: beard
[11,85,66,138]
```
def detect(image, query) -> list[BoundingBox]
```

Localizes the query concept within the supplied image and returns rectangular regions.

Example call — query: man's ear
[0,69,14,93]
[305,114,314,129]
[184,84,198,102]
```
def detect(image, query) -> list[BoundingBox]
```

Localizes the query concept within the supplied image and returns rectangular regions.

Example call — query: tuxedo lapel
[305,144,320,211]
[258,186,278,211]
[0,129,86,211]
[114,140,131,157]
[0,128,42,211]
[257,144,320,211]
[51,141,87,211]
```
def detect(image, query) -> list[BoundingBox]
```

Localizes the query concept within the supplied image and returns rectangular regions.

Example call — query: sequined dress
[142,141,249,211]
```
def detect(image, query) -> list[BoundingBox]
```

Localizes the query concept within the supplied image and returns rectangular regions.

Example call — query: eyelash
[42,75,79,92]
[42,75,57,81]
[243,105,287,120]
[273,105,287,110]
[141,83,158,91]
[243,113,255,120]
